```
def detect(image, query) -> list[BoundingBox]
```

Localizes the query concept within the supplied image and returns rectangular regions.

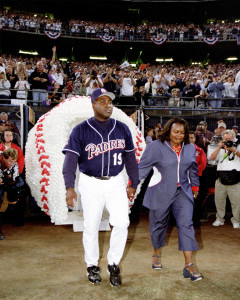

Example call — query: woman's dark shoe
[152,255,162,270]
[183,263,202,281]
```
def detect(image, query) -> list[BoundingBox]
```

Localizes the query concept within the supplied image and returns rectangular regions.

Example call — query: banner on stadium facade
[99,35,115,43]
[44,31,62,40]
[202,37,219,45]
[150,36,167,46]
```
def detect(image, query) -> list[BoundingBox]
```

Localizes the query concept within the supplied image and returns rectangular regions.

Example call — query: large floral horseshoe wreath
[25,96,146,224]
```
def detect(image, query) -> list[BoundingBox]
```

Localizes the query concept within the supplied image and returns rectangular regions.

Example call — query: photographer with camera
[0,148,25,240]
[118,69,136,105]
[210,122,227,145]
[195,121,214,153]
[209,130,240,229]
[85,69,103,96]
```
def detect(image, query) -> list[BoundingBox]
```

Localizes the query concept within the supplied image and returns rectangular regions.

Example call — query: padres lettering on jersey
[63,117,135,178]
[86,139,126,160]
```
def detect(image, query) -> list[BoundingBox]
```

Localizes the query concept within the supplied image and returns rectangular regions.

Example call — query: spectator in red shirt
[0,129,24,174]
[189,131,208,226]
[189,131,207,176]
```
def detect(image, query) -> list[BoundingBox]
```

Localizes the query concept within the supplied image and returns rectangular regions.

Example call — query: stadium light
[89,56,107,60]
[192,62,201,65]
[156,58,173,62]
[59,58,68,62]
[130,63,136,67]
[19,50,39,55]
[226,57,238,61]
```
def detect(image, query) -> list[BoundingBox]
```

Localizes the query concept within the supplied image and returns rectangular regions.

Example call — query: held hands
[193,191,198,199]
[126,185,136,200]
[66,187,77,208]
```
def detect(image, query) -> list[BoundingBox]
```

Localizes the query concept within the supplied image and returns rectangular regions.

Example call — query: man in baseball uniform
[62,88,138,286]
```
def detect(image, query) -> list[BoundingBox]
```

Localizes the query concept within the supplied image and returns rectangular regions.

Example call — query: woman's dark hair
[158,117,190,144]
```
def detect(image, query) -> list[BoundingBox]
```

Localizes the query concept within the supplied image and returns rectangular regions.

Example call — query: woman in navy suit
[138,117,202,281]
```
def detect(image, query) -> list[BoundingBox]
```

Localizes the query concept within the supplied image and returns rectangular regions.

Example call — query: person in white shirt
[14,72,30,104]
[85,69,103,96]
[209,130,240,229]
[51,66,66,88]
[156,66,172,92]
[119,69,136,96]
[223,75,238,107]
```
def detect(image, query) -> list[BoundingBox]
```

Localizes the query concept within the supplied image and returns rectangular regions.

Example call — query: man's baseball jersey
[63,117,135,178]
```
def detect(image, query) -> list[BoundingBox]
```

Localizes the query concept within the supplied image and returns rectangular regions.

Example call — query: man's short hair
[221,129,236,139]
[189,130,196,136]
[3,148,18,160]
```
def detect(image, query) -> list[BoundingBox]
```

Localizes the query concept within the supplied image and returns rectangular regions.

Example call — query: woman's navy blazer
[138,140,199,210]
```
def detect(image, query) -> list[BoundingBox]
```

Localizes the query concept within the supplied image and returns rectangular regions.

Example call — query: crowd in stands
[1,9,240,41]
[68,20,240,41]
[0,48,240,108]
[0,10,62,33]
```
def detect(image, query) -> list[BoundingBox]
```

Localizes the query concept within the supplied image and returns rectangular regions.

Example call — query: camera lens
[224,140,233,147]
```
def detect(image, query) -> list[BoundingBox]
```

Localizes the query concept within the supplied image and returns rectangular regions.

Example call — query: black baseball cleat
[87,266,101,284]
[107,263,122,287]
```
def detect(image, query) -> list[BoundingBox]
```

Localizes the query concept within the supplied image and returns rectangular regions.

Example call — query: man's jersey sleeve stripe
[124,149,135,152]
[63,149,80,156]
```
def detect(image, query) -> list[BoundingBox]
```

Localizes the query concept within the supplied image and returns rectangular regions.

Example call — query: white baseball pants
[78,172,130,267]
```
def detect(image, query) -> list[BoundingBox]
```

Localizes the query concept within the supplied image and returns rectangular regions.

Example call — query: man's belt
[84,173,111,180]
[95,176,111,180]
